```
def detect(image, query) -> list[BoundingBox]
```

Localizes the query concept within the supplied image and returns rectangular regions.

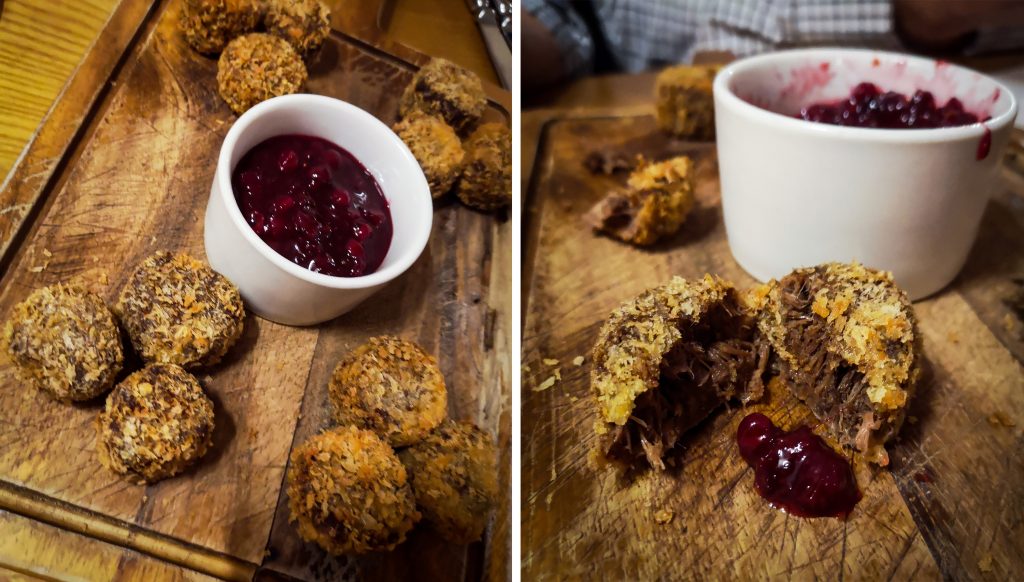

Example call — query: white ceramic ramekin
[204,94,432,325]
[713,48,1017,300]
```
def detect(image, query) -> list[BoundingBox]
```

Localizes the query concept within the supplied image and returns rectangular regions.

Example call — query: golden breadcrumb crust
[329,336,447,447]
[263,0,331,59]
[180,0,261,55]
[96,364,214,483]
[456,122,511,211]
[216,33,307,114]
[3,283,123,402]
[588,156,695,246]
[287,426,420,554]
[591,275,734,428]
[393,111,465,198]
[654,64,720,140]
[399,58,487,135]
[749,262,920,463]
[399,420,499,543]
[115,251,244,369]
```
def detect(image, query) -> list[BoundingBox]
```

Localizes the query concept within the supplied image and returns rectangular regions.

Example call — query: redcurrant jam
[799,82,980,129]
[232,135,392,277]
[737,413,861,519]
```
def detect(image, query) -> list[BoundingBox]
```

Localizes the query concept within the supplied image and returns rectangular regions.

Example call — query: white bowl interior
[728,49,1016,121]
[222,94,432,283]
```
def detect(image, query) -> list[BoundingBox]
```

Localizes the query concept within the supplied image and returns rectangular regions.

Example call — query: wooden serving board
[521,113,1024,580]
[0,1,510,581]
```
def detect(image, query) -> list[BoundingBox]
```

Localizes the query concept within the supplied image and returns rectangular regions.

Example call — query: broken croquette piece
[115,251,245,369]
[263,0,331,59]
[456,122,511,211]
[591,276,768,471]
[586,156,695,246]
[180,0,261,55]
[750,262,920,465]
[654,64,720,140]
[216,33,307,114]
[393,111,465,198]
[328,336,447,447]
[399,57,487,135]
[287,426,420,554]
[96,364,215,483]
[2,283,123,402]
[399,420,499,544]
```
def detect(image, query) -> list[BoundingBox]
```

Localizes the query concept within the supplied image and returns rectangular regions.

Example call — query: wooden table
[0,1,508,580]
[522,72,1024,580]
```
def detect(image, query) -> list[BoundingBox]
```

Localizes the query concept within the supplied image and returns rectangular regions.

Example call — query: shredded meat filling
[604,299,768,470]
[775,273,898,448]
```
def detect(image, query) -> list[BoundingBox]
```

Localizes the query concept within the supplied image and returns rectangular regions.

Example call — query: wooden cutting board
[0,1,510,580]
[521,113,1024,580]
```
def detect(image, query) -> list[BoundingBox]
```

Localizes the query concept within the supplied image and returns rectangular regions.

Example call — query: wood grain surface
[0,509,217,581]
[521,114,1024,580]
[0,0,511,580]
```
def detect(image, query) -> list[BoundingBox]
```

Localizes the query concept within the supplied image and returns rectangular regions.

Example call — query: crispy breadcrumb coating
[399,420,499,543]
[3,283,123,402]
[456,122,511,211]
[180,0,261,55]
[399,58,487,135]
[96,364,215,483]
[217,33,307,114]
[263,0,331,59]
[654,64,720,140]
[749,262,920,465]
[329,336,447,447]
[587,156,695,246]
[393,111,465,198]
[287,426,420,554]
[115,252,244,369]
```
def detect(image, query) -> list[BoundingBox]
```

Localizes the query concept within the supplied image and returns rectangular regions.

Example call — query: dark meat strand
[603,296,768,470]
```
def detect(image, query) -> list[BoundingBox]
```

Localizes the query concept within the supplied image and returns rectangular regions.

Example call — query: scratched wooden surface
[0,0,511,580]
[521,112,1024,580]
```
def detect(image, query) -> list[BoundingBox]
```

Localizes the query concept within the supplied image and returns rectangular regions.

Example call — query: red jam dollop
[737,413,861,519]
[232,134,393,277]
[799,82,980,129]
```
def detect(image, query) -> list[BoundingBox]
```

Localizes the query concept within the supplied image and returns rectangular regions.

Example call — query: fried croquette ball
[586,156,695,246]
[399,420,499,543]
[654,64,720,140]
[329,336,447,447]
[96,364,215,483]
[456,122,511,211]
[399,58,487,135]
[393,111,465,198]
[3,283,123,402]
[217,33,307,114]
[263,0,331,59]
[750,262,920,465]
[180,0,261,55]
[591,276,767,471]
[287,426,420,554]
[115,252,244,369]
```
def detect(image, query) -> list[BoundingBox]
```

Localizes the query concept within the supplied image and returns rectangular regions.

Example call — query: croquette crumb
[217,33,307,114]
[263,0,330,59]
[96,364,215,483]
[3,283,123,402]
[399,421,498,543]
[287,426,419,554]
[329,336,447,447]
[586,156,695,246]
[180,0,261,55]
[393,112,465,198]
[456,123,511,211]
[399,58,487,134]
[115,251,245,369]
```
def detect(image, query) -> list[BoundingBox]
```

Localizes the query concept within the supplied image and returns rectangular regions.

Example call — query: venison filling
[603,298,769,470]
